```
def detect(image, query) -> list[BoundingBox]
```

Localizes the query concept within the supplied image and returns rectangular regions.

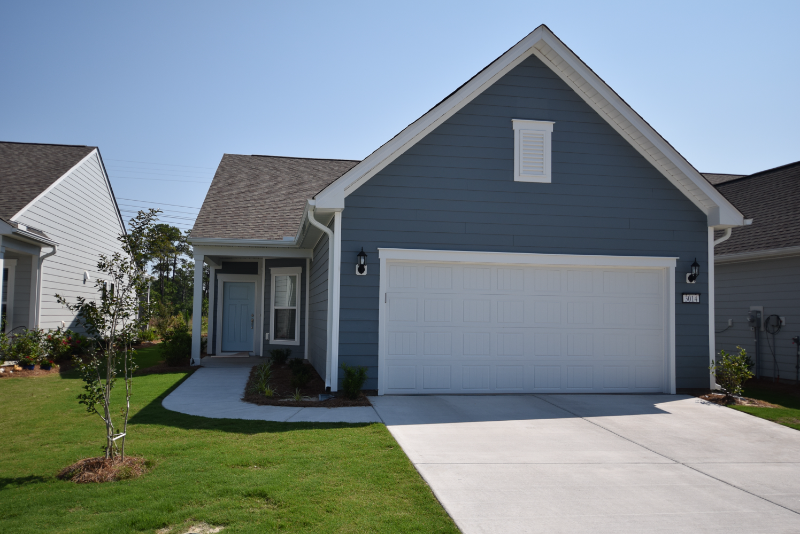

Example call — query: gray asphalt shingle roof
[0,142,95,221]
[702,173,746,185]
[713,161,800,256]
[191,154,360,240]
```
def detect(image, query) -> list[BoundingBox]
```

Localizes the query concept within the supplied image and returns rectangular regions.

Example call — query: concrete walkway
[162,366,381,423]
[370,394,800,534]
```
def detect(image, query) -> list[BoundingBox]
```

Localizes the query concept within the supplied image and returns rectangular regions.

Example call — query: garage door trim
[377,248,677,395]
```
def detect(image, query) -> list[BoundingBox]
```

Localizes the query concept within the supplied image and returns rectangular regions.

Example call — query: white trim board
[377,248,676,395]
[377,248,677,268]
[312,25,743,228]
[215,273,262,356]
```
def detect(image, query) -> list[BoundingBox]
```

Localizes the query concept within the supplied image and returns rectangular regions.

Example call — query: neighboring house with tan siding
[0,141,126,333]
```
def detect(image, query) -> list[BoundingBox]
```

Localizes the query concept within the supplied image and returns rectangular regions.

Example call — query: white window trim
[215,273,261,356]
[2,259,17,334]
[377,248,676,396]
[513,119,554,183]
[269,267,302,346]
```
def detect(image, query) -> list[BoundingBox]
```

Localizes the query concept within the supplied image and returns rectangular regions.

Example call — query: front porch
[190,244,325,383]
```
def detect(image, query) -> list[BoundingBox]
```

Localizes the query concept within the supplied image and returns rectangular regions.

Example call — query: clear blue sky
[1,1,797,230]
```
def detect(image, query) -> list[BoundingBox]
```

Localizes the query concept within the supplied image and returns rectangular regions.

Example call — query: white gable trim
[13,149,98,220]
[313,26,743,228]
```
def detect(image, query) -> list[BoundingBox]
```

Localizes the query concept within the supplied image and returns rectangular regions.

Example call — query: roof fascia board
[533,33,743,227]
[94,148,127,236]
[189,237,300,247]
[192,244,313,259]
[313,25,743,228]
[12,148,99,220]
[715,245,800,264]
[313,27,546,209]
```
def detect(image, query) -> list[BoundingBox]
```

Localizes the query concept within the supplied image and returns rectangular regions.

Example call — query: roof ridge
[0,141,93,148]
[716,159,800,186]
[246,154,361,162]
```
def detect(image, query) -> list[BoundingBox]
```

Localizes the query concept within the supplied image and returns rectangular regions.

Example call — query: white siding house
[0,142,126,333]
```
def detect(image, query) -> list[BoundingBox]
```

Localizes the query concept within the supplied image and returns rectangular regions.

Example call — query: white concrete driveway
[370,394,800,534]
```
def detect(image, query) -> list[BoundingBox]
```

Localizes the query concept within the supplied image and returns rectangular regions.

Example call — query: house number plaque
[682,293,701,303]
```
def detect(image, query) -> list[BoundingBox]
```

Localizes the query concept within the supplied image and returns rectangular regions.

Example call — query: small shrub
[290,363,311,389]
[292,388,302,401]
[248,362,275,396]
[137,328,158,342]
[161,324,192,366]
[710,346,754,398]
[340,363,368,400]
[44,328,74,362]
[9,329,44,365]
[269,348,291,366]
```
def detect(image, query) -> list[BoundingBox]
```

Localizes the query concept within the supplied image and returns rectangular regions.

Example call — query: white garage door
[380,255,672,394]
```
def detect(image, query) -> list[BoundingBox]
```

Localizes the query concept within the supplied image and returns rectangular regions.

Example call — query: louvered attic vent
[512,119,554,183]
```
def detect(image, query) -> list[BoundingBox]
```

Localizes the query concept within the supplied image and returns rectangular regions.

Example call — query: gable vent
[513,119,554,183]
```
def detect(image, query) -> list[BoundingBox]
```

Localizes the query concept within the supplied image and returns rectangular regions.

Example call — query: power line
[106,158,215,170]
[108,165,211,175]
[107,168,213,179]
[118,203,198,215]
[119,210,197,222]
[110,175,211,184]
[116,198,202,209]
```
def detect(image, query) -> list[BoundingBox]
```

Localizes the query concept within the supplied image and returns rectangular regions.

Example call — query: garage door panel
[384,261,668,394]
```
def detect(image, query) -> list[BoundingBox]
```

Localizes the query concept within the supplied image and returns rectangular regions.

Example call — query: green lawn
[0,348,457,533]
[731,382,800,432]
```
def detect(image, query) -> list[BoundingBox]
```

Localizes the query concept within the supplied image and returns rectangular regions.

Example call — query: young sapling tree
[57,209,159,461]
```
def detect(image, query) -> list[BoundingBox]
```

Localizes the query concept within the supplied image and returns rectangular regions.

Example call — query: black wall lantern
[686,258,700,284]
[356,248,368,276]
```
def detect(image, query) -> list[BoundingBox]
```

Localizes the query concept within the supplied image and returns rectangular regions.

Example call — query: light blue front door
[222,282,255,352]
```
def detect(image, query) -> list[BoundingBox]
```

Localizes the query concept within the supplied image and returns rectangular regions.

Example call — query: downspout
[713,228,732,246]
[708,220,750,388]
[34,245,57,329]
[307,201,335,390]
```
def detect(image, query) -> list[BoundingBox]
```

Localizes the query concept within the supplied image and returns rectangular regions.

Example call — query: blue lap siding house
[189,26,744,394]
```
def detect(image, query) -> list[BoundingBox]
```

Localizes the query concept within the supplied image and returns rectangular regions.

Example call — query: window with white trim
[512,119,554,183]
[270,267,302,345]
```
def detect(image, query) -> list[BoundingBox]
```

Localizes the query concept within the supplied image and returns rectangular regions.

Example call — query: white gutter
[34,244,57,328]
[713,228,732,246]
[306,201,335,390]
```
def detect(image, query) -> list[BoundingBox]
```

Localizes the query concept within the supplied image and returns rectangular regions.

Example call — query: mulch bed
[57,456,149,483]
[0,364,62,379]
[243,360,373,407]
[697,393,779,407]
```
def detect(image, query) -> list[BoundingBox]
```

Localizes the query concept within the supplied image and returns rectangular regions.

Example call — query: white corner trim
[376,248,677,395]
[377,253,388,395]
[13,148,99,221]
[269,266,302,346]
[330,211,343,391]
[311,26,743,228]
[377,248,677,268]
[667,261,676,394]
[215,273,261,355]
[304,257,310,360]
[707,228,717,390]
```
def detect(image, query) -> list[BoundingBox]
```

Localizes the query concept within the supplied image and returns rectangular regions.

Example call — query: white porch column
[0,243,5,333]
[191,253,204,365]
[207,265,216,355]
